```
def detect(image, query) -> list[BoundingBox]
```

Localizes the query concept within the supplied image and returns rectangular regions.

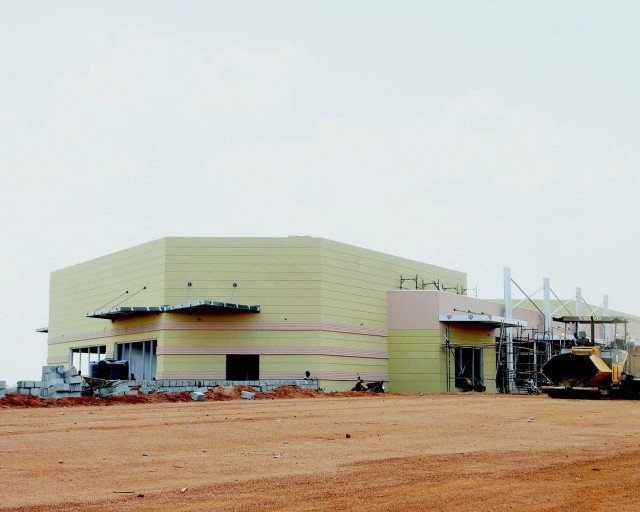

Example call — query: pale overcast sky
[1,1,639,385]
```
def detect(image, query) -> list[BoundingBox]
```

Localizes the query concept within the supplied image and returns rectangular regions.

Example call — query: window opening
[70,345,106,376]
[226,354,259,381]
[115,339,157,380]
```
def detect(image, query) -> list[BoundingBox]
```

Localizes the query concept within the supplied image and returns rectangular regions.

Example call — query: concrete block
[47,383,70,393]
[240,390,255,400]
[17,388,30,395]
[0,389,5,398]
[30,388,41,396]
[63,367,78,380]
[191,391,205,401]
[0,380,7,389]
[125,390,139,396]
[45,377,65,385]
[68,375,83,384]
[52,391,81,399]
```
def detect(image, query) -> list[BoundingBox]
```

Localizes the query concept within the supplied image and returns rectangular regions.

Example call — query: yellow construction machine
[541,316,640,399]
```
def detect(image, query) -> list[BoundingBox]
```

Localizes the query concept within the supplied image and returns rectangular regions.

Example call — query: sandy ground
[1,392,640,511]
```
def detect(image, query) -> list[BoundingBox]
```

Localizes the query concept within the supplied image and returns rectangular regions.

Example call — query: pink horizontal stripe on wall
[48,321,388,344]
[157,345,388,359]
[155,371,388,382]
[158,321,387,337]
[156,371,226,380]
[261,371,389,381]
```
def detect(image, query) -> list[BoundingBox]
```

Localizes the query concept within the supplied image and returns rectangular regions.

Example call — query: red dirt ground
[1,389,640,511]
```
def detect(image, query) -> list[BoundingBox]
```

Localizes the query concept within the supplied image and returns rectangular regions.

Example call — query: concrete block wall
[95,379,318,397]
[11,372,318,400]
[152,379,318,393]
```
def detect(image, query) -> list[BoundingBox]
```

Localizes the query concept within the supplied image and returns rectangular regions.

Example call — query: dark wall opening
[454,347,484,391]
[226,354,259,381]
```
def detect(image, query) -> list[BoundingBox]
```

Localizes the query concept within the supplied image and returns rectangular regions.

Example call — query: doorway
[454,347,484,391]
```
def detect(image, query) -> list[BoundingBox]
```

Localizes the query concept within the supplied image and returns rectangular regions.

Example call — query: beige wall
[46,237,466,390]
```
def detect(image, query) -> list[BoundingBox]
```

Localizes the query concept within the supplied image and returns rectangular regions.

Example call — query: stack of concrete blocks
[16,366,81,398]
[16,379,43,396]
[38,366,83,398]
[0,380,6,398]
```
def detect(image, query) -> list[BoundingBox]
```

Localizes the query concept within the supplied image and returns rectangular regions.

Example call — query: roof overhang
[163,300,260,313]
[86,301,260,319]
[439,314,527,328]
[86,306,164,320]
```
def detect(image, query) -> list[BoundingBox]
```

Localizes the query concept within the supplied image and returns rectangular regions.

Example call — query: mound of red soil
[0,392,195,408]
[0,385,389,409]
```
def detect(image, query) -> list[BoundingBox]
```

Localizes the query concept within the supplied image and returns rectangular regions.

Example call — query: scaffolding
[495,326,568,393]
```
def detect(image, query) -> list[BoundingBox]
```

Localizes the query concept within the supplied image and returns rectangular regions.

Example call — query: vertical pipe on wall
[445,324,451,392]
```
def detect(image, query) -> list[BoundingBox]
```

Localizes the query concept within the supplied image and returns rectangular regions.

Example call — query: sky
[1,1,639,385]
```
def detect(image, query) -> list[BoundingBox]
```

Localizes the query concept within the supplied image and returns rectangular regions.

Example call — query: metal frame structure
[502,267,613,393]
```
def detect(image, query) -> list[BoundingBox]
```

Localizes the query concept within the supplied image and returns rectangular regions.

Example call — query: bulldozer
[541,316,640,399]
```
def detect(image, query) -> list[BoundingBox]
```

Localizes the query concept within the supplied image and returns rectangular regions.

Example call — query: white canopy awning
[439,314,527,328]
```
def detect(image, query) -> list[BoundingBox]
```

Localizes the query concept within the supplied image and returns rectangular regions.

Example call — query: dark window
[226,354,259,381]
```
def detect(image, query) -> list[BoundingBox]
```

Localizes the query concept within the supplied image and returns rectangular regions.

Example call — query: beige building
[44,236,639,392]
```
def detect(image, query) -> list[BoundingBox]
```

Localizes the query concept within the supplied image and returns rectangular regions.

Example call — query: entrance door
[454,347,484,391]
